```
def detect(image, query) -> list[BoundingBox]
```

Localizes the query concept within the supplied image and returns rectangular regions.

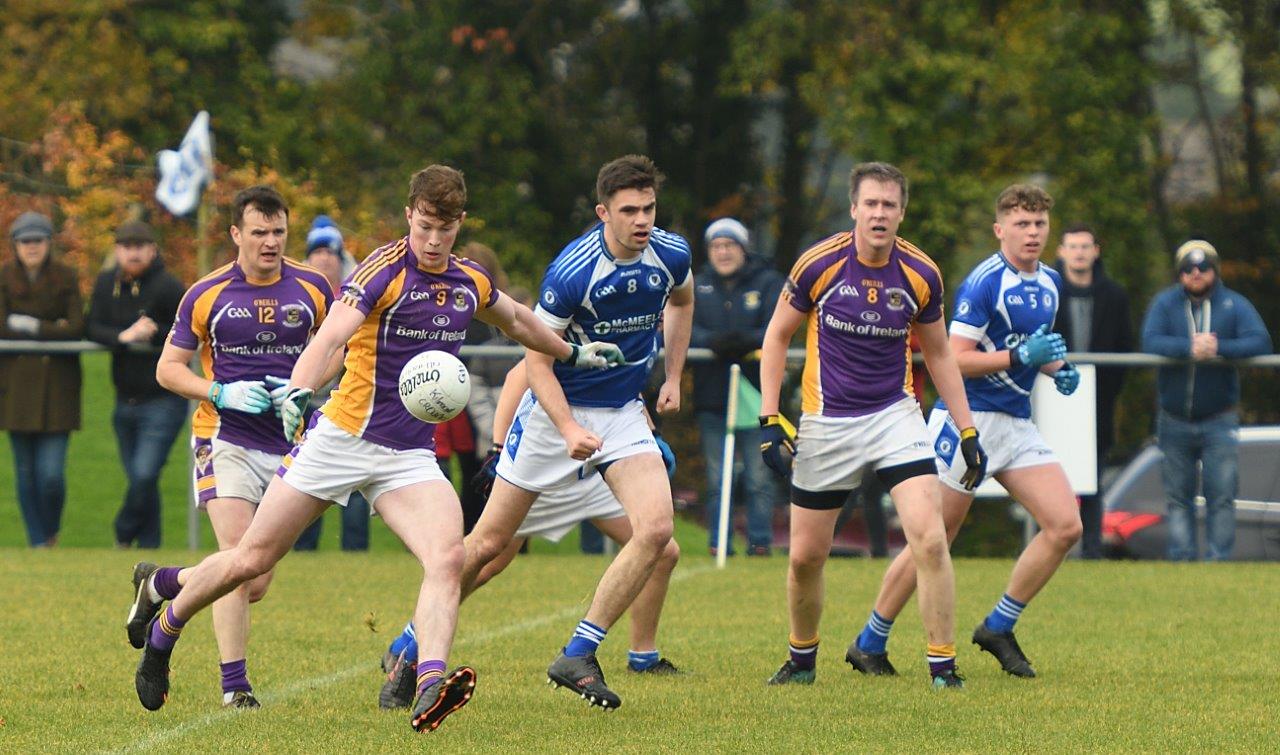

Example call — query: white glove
[281,387,313,442]
[208,380,272,414]
[559,341,626,369]
[6,313,40,335]
[264,375,292,417]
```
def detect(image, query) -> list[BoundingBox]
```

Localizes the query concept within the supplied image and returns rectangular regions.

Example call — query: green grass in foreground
[1,550,1276,753]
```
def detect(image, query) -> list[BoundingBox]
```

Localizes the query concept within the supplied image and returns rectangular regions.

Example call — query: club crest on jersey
[647,272,663,289]
[542,289,556,306]
[743,291,761,310]
[452,288,469,311]
[1042,293,1054,308]
[886,288,907,311]
[281,304,305,327]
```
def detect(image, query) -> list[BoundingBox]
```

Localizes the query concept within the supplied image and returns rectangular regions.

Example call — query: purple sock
[152,567,183,600]
[416,659,447,697]
[220,659,252,694]
[148,604,187,652]
[928,656,956,677]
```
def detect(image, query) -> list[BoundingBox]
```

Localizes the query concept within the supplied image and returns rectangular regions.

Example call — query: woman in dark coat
[0,211,83,546]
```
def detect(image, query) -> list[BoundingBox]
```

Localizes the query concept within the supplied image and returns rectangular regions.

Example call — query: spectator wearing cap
[1141,239,1272,561]
[87,219,187,548]
[690,217,785,555]
[293,215,370,551]
[0,211,84,547]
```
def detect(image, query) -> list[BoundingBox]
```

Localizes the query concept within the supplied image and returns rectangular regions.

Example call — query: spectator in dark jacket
[690,218,785,555]
[87,220,187,548]
[1052,223,1131,559]
[0,211,83,547]
[1141,239,1271,561]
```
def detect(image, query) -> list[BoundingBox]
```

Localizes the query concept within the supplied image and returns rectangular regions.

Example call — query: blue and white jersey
[939,252,1062,418]
[535,222,692,408]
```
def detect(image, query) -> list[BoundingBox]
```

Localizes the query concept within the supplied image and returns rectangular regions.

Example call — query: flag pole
[716,363,742,569]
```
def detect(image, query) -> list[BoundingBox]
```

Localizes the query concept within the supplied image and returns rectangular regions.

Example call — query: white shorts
[790,397,935,508]
[192,436,281,509]
[929,408,1058,493]
[279,415,449,507]
[517,473,625,543]
[496,393,658,493]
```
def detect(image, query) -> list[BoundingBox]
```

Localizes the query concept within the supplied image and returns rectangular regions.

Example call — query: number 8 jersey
[169,258,333,454]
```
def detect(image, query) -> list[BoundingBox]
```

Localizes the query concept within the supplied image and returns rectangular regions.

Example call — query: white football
[398,350,471,423]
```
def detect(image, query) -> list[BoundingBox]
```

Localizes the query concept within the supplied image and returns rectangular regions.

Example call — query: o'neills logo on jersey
[823,313,907,339]
[395,325,466,342]
[592,312,659,336]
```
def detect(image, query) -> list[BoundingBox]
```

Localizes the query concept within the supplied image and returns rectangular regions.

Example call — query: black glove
[759,414,796,479]
[958,427,988,491]
[471,443,502,500]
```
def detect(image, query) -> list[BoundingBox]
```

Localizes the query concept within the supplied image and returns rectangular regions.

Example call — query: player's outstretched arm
[287,301,364,392]
[491,360,529,444]
[656,282,694,414]
[476,291,573,362]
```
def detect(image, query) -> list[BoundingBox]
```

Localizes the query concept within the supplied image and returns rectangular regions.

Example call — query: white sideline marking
[106,564,713,753]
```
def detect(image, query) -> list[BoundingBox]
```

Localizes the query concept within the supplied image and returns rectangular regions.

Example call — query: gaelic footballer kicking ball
[398,350,471,423]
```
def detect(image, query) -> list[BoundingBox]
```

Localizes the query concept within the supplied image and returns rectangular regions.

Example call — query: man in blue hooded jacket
[1141,239,1271,561]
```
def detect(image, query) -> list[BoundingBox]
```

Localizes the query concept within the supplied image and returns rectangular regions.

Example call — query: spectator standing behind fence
[293,216,370,551]
[86,220,186,548]
[1141,240,1271,561]
[690,218,785,556]
[0,211,83,547]
[1052,223,1131,559]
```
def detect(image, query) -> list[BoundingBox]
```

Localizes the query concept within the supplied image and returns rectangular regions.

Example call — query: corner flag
[156,111,213,217]
[733,378,762,430]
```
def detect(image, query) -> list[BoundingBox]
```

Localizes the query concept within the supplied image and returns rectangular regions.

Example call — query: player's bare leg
[869,484,973,619]
[997,464,1081,601]
[460,478,538,598]
[547,453,672,708]
[376,480,475,731]
[888,474,959,682]
[135,478,326,710]
[594,514,681,666]
[971,463,1079,678]
[206,497,276,708]
[587,454,674,628]
[766,504,838,685]
[472,537,526,590]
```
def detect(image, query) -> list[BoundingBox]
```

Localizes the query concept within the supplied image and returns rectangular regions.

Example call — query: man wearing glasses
[1141,240,1271,561]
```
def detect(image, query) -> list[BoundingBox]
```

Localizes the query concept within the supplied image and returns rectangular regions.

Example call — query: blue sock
[856,610,895,654]
[389,620,417,660]
[628,649,660,671]
[984,593,1027,633]
[564,619,607,658]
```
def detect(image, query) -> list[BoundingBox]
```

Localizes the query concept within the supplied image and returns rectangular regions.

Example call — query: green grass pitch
[1,549,1276,752]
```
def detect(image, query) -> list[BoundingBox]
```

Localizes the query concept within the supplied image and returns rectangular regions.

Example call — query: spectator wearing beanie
[1141,239,1271,561]
[690,218,785,556]
[293,215,370,551]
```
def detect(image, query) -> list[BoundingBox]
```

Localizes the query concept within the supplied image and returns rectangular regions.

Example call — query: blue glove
[471,443,502,500]
[1010,324,1066,369]
[1053,363,1080,395]
[654,433,676,478]
[264,375,292,416]
[209,380,272,414]
[759,415,796,480]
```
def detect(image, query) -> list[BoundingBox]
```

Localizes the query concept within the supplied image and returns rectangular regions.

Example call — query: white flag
[155,111,213,216]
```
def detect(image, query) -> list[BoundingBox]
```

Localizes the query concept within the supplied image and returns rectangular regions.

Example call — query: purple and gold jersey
[322,237,498,451]
[784,232,944,417]
[170,258,333,454]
